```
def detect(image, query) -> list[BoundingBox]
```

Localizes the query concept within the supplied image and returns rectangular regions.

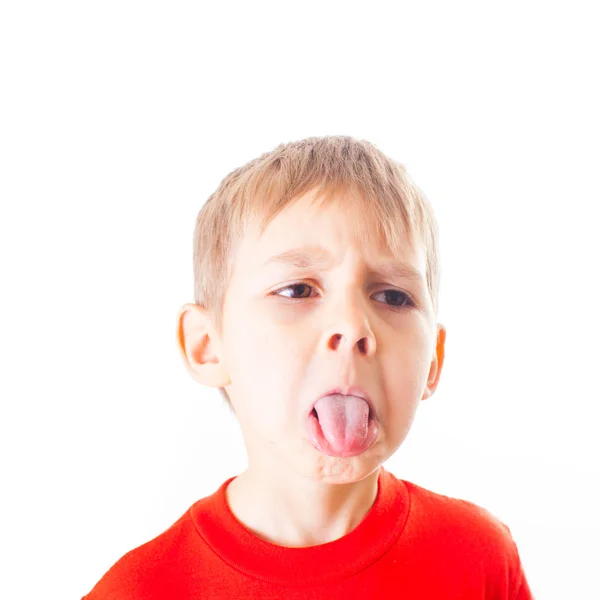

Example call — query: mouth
[310,386,377,421]
[307,390,380,458]
[311,404,375,422]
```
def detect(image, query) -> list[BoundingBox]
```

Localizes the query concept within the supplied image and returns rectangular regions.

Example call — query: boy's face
[187,186,445,485]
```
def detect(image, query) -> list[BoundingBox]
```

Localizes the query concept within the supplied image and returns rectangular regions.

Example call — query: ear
[421,323,446,400]
[176,303,231,388]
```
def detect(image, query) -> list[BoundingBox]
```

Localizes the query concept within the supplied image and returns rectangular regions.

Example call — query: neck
[225,465,381,548]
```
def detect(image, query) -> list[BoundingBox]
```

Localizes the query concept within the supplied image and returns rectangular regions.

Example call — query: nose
[321,291,377,357]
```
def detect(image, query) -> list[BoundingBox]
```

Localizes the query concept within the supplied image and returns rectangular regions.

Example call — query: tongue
[314,394,370,453]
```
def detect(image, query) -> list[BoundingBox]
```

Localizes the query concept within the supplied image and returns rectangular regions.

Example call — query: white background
[1,1,599,598]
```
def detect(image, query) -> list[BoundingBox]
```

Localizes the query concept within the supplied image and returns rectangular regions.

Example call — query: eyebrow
[261,246,424,282]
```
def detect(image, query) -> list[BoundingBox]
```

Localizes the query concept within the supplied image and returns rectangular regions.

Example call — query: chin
[300,453,385,485]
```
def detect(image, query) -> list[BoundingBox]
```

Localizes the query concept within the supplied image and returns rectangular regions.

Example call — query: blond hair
[192,135,441,410]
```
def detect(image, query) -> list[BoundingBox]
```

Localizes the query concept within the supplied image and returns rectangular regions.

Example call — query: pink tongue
[314,394,370,453]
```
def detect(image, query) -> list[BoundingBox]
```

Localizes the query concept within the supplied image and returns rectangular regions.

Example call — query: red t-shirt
[82,467,533,599]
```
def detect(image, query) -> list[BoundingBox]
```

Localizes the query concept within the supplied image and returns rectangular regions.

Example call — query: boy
[83,136,533,598]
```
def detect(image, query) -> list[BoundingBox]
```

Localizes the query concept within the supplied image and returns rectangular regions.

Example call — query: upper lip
[312,386,376,419]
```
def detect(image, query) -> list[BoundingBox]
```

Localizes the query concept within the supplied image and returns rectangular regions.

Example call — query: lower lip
[306,408,380,458]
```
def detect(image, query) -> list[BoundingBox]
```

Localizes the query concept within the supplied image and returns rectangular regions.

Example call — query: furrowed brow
[262,246,424,282]
[372,262,424,282]
[262,246,332,270]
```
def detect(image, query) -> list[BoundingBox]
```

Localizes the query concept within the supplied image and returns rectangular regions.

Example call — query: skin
[177,186,446,547]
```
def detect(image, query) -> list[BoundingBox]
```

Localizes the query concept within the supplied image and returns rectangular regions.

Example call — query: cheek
[246,306,307,358]
[379,342,431,411]
[394,359,430,404]
[224,318,302,396]
[224,305,277,362]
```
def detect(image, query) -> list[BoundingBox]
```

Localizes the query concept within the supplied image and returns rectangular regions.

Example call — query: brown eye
[373,289,414,308]
[274,283,314,299]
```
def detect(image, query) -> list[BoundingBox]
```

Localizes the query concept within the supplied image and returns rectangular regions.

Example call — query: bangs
[232,161,421,267]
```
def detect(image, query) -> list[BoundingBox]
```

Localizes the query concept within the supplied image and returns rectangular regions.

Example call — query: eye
[272,283,415,308]
[273,283,316,300]
[372,289,415,308]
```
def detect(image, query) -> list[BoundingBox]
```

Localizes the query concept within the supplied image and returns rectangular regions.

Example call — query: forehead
[235,187,426,278]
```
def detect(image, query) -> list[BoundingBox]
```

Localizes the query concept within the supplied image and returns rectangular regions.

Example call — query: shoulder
[404,479,515,544]
[82,508,196,600]
[402,479,526,578]
[391,478,531,597]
